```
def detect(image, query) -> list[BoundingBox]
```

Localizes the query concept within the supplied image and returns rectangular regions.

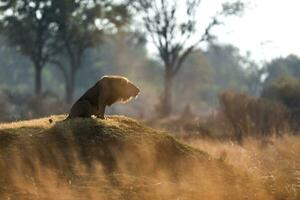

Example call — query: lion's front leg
[96,104,106,119]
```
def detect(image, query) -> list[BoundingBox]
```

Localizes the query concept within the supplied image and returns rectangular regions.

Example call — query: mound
[0,116,269,200]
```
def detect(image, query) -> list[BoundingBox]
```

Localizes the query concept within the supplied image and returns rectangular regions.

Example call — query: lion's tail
[64,115,71,121]
[48,115,70,124]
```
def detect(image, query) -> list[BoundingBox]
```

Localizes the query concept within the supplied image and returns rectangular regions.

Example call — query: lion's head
[101,75,140,106]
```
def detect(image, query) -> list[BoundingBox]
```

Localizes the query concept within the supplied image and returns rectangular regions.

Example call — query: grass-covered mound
[0,115,269,200]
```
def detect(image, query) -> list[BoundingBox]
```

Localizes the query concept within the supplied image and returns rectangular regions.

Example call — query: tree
[0,0,59,96]
[261,76,300,130]
[205,44,262,96]
[0,36,33,92]
[261,55,300,130]
[130,0,244,117]
[50,0,130,103]
[263,54,300,84]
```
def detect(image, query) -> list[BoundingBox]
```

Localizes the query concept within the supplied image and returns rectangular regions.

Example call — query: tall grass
[186,135,300,200]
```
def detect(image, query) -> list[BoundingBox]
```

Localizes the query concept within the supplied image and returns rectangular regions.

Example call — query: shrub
[0,90,69,121]
[219,91,289,143]
[0,94,12,121]
[262,76,300,130]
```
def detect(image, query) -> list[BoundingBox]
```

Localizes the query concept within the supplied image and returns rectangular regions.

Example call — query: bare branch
[173,45,194,75]
[172,15,221,75]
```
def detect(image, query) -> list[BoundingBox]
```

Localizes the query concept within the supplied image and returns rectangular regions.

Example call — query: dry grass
[1,115,300,199]
[185,135,300,200]
[0,115,275,200]
[0,115,65,130]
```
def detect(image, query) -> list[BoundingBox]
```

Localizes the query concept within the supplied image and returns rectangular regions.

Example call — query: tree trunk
[66,64,76,104]
[34,64,42,96]
[160,70,173,117]
[65,81,71,103]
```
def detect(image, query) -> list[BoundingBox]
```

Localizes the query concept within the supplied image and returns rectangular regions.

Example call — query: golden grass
[0,115,297,199]
[185,136,300,199]
[0,115,66,130]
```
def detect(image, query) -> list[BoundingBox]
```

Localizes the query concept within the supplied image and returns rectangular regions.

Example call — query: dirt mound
[0,115,269,200]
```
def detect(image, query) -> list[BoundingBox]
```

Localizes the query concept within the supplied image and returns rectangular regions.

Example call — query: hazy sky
[212,0,300,62]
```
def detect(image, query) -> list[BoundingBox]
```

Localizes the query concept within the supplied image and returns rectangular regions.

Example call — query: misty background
[0,0,299,123]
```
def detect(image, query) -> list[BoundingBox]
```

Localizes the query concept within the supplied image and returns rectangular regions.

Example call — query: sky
[211,0,300,63]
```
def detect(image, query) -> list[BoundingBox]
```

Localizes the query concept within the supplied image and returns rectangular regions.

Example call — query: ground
[0,115,295,199]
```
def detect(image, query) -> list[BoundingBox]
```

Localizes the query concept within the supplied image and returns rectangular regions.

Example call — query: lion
[66,75,140,120]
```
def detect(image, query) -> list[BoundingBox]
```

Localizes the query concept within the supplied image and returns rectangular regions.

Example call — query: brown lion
[66,75,140,120]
